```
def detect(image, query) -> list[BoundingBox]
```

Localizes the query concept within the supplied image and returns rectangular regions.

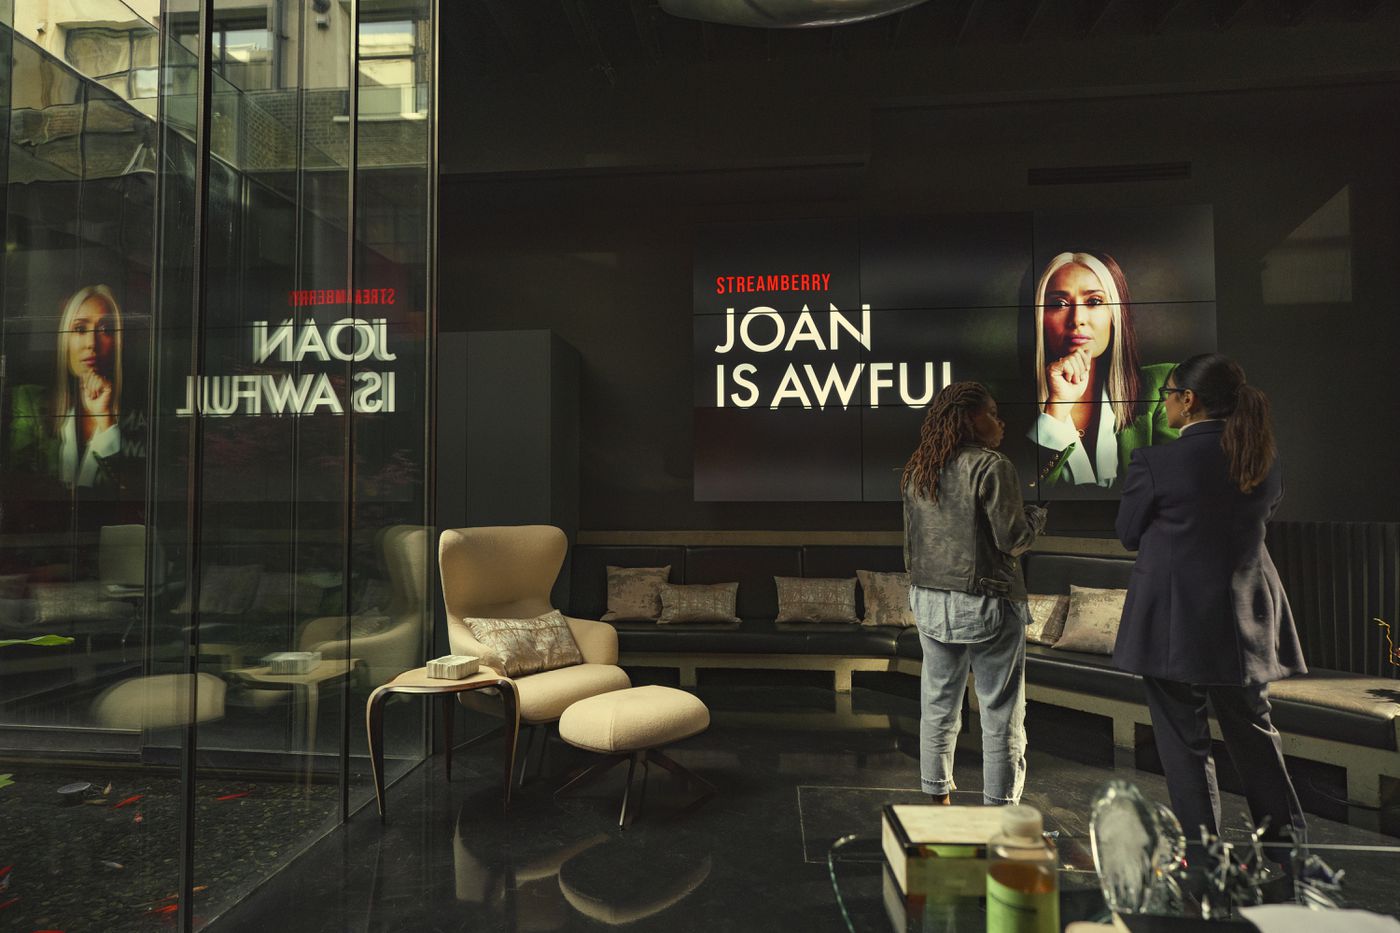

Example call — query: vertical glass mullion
[340,0,360,821]
[178,0,218,926]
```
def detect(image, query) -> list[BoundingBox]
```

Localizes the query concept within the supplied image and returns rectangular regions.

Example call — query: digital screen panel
[694,208,1217,502]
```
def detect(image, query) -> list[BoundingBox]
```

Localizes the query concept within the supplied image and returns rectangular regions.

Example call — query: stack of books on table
[881,804,1004,898]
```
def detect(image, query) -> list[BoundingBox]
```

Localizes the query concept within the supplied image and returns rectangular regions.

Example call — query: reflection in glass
[1,0,434,926]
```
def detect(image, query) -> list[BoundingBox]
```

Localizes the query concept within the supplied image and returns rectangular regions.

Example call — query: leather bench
[570,540,1400,812]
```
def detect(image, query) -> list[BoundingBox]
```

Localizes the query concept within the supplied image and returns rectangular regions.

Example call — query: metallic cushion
[658,582,740,625]
[464,609,584,678]
[856,570,914,627]
[774,576,858,624]
[601,565,671,622]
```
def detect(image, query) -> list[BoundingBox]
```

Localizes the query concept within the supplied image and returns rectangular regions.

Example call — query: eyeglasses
[1158,386,1186,400]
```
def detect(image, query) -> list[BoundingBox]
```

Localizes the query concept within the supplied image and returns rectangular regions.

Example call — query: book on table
[881,804,1005,897]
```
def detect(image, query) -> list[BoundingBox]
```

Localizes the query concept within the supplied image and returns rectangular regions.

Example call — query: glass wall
[0,0,436,927]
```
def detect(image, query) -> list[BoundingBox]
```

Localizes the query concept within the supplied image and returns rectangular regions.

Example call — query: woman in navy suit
[1114,353,1307,845]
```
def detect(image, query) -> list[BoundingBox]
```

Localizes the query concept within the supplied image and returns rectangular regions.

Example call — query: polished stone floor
[212,679,1400,932]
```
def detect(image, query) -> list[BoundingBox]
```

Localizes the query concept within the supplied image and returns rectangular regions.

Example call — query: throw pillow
[350,614,393,637]
[1025,593,1071,645]
[856,570,915,627]
[174,564,263,616]
[657,582,740,625]
[1052,585,1127,655]
[31,582,137,625]
[775,576,858,624]
[252,572,330,615]
[601,565,671,622]
[464,609,583,677]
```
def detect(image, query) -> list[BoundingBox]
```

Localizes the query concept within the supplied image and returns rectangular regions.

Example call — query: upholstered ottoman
[556,685,714,827]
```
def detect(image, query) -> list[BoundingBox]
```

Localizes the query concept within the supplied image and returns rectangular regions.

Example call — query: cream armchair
[439,525,630,790]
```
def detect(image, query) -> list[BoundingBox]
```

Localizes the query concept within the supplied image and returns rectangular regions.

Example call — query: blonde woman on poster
[7,285,143,493]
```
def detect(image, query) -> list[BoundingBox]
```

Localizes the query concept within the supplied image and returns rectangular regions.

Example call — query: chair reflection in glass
[438,525,630,800]
[450,796,712,925]
[297,524,430,689]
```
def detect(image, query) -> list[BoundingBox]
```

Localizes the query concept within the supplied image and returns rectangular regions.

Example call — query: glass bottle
[986,804,1059,933]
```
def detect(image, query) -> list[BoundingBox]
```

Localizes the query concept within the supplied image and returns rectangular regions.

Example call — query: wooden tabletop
[380,666,508,691]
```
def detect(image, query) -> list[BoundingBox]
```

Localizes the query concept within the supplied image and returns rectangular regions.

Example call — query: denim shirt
[910,585,1023,645]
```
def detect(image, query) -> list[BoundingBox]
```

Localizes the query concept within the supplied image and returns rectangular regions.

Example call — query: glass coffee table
[828,831,1107,933]
[829,833,1400,933]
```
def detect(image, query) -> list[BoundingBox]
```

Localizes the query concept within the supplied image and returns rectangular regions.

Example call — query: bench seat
[573,540,1400,815]
[615,618,899,656]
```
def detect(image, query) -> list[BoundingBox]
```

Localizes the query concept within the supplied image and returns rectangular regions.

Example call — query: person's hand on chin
[80,369,116,433]
[1045,346,1092,422]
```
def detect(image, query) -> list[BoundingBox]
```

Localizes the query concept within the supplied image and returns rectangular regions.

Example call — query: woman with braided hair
[902,381,1047,805]
[1115,353,1307,845]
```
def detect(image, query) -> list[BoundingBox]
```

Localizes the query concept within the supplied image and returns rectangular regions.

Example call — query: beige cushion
[464,609,584,677]
[31,581,138,625]
[558,685,710,753]
[1268,672,1400,721]
[1026,593,1071,645]
[775,576,858,624]
[174,564,263,615]
[601,565,671,622]
[857,570,914,627]
[252,572,328,614]
[513,663,632,723]
[657,583,740,625]
[1052,585,1126,655]
[91,673,226,730]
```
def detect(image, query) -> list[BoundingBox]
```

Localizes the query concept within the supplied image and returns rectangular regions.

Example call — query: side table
[365,666,519,818]
[226,658,360,755]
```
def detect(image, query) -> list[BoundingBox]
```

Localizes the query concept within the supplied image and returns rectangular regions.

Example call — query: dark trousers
[1142,677,1307,845]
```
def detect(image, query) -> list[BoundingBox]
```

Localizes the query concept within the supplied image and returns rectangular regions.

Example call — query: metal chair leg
[556,747,715,828]
[618,752,642,829]
[555,754,628,798]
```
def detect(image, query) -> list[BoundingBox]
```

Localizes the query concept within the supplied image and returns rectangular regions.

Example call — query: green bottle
[985,805,1058,933]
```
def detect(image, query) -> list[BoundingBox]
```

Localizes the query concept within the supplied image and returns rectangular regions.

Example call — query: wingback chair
[439,525,630,788]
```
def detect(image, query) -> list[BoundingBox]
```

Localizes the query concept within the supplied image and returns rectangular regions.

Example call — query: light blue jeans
[911,585,1029,805]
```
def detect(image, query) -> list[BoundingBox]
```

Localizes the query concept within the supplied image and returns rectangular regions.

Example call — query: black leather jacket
[902,445,1047,601]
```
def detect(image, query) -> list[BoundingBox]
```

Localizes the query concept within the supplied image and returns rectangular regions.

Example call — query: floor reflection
[216,683,1400,932]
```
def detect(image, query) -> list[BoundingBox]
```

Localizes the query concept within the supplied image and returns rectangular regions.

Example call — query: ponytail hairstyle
[901,381,991,503]
[1170,353,1275,493]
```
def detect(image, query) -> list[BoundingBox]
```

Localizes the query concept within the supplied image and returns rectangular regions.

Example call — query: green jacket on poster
[6,383,61,478]
[1030,362,1180,489]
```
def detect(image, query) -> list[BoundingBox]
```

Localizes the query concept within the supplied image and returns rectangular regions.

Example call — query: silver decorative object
[659,0,930,29]
[1088,780,1186,915]
[1290,827,1346,910]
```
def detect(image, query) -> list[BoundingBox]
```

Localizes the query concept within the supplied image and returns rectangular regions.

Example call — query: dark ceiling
[445,0,1393,84]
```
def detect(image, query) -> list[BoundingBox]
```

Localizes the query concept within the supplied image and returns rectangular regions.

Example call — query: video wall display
[0,280,152,532]
[693,207,1217,502]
